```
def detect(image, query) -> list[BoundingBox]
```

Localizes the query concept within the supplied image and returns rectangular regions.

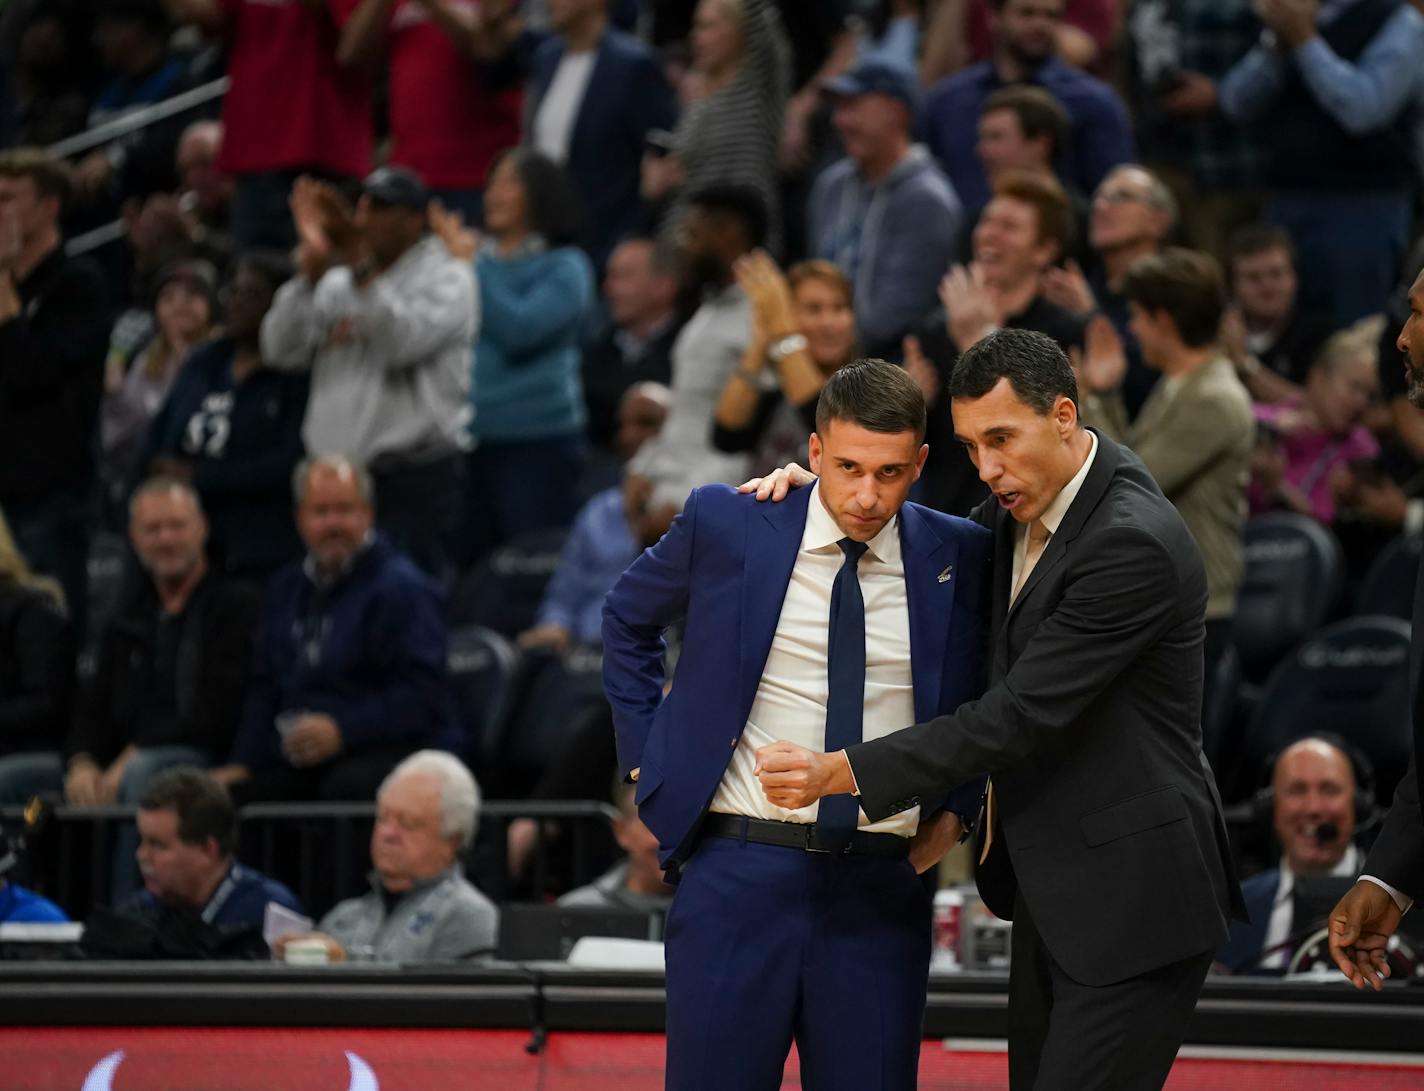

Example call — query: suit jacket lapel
[990,504,1015,679]
[738,487,812,717]
[1007,428,1122,620]
[899,504,955,723]
[568,33,612,163]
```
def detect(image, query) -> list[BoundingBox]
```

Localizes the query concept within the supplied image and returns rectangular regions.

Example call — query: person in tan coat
[1075,247,1253,702]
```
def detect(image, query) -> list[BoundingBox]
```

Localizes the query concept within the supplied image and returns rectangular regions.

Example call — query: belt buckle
[805,826,853,855]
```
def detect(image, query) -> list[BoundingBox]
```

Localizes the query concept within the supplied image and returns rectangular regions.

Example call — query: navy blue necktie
[818,538,868,846]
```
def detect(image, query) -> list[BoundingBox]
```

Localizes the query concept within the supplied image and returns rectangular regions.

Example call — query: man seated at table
[124,766,301,931]
[1216,736,1366,974]
[557,779,673,912]
[276,751,497,962]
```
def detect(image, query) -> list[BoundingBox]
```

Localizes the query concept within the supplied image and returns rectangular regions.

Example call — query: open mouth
[996,491,1022,511]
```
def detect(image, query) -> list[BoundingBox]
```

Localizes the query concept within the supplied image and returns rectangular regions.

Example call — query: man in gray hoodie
[809,60,962,360]
[261,167,477,580]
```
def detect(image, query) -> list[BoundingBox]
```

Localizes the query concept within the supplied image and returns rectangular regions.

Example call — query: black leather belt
[702,813,910,858]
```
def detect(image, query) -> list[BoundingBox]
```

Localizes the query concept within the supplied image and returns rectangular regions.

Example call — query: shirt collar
[369,862,461,899]
[614,314,674,360]
[802,481,902,566]
[1035,429,1098,538]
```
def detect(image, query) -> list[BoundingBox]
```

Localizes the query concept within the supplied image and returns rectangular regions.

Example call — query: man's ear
[913,442,929,481]
[1054,394,1080,437]
[808,431,824,474]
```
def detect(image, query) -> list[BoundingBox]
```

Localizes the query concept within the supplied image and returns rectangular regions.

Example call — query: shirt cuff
[842,751,862,797]
[1360,874,1413,913]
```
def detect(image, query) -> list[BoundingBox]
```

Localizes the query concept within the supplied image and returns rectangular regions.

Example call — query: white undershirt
[709,483,919,837]
[532,50,597,164]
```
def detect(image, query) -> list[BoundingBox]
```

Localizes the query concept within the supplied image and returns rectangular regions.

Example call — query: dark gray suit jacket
[1360,547,1424,896]
[848,430,1246,987]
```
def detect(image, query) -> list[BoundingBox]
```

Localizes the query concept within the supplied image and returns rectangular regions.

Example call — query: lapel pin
[937,565,952,584]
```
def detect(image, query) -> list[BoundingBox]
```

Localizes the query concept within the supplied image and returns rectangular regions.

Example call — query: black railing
[2,800,618,920]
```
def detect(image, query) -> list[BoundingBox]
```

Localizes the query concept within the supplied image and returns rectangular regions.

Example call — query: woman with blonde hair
[0,510,76,783]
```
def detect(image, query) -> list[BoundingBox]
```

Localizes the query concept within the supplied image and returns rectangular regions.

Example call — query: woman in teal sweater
[462,149,595,561]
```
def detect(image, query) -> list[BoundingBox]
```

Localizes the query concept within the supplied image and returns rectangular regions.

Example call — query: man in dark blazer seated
[1329,266,1424,990]
[753,329,1245,1090]
[526,0,677,270]
[602,360,992,1089]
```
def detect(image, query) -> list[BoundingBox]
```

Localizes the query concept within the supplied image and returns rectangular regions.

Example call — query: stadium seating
[1355,532,1422,621]
[1233,514,1345,683]
[449,526,571,639]
[446,624,522,774]
[1233,616,1412,805]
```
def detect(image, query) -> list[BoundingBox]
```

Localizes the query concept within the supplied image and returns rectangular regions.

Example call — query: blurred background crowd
[1,0,1423,975]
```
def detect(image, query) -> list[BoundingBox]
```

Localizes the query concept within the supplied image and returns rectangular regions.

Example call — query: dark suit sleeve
[1363,754,1424,900]
[601,488,701,780]
[847,524,1185,822]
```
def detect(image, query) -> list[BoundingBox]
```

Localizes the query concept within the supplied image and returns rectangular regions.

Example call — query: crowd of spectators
[2,0,1424,968]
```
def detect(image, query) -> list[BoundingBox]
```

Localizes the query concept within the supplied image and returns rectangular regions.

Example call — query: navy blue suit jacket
[1215,869,1278,973]
[602,484,993,871]
[527,29,677,269]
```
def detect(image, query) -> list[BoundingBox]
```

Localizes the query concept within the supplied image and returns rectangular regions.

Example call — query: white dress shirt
[709,483,920,836]
[532,50,596,164]
[1009,430,1098,593]
[1361,871,1414,913]
[1260,843,1361,971]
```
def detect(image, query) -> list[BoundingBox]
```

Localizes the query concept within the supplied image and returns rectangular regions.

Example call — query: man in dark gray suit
[751,328,1245,1090]
[1329,266,1424,989]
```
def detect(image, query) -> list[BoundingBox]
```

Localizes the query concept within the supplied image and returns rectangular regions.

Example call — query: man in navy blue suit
[602,359,992,1090]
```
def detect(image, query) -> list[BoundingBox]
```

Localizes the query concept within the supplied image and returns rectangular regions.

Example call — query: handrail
[46,77,230,160]
[2,799,621,912]
[0,800,620,823]
[65,221,128,258]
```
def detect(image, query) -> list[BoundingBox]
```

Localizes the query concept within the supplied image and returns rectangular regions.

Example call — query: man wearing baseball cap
[808,59,963,360]
[260,166,476,580]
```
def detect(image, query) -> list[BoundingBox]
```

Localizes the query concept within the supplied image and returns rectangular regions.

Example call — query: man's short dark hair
[686,184,769,251]
[1226,223,1296,275]
[0,148,73,214]
[1122,248,1226,350]
[948,328,1079,414]
[982,86,1071,161]
[138,767,237,857]
[815,358,926,440]
[493,147,583,247]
